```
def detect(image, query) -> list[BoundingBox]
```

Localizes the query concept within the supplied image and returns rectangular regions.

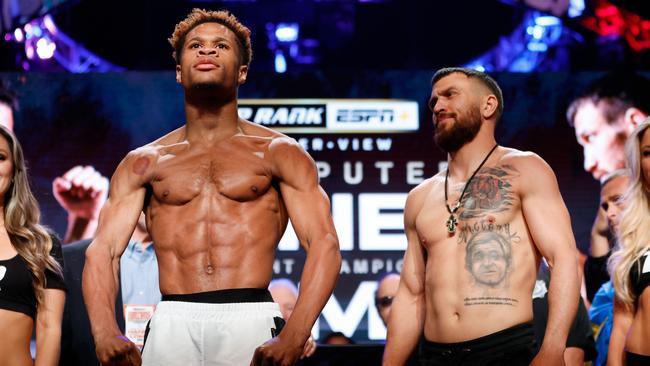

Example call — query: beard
[434,105,482,152]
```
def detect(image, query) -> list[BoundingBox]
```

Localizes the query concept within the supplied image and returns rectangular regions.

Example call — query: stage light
[535,16,560,27]
[24,23,33,39]
[275,23,299,43]
[14,28,24,42]
[274,50,287,73]
[568,0,585,18]
[25,43,35,59]
[36,37,56,59]
[43,15,57,35]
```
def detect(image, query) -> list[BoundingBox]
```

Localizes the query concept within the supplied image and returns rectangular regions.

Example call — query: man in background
[60,213,159,366]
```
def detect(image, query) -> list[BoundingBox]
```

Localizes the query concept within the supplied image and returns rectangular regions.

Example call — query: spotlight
[274,50,287,73]
[275,23,299,43]
[36,37,56,59]
[14,28,24,43]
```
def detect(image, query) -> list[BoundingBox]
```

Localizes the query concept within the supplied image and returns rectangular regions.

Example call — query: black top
[584,251,611,302]
[0,234,66,319]
[630,249,650,298]
[533,271,596,361]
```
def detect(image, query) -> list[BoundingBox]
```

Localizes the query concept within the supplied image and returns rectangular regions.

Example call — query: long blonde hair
[0,125,62,306]
[609,119,650,307]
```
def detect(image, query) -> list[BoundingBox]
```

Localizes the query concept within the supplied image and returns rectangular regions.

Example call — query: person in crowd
[608,119,650,365]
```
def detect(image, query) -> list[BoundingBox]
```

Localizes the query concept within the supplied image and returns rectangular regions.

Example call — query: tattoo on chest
[458,165,518,220]
[464,297,519,306]
[459,219,521,302]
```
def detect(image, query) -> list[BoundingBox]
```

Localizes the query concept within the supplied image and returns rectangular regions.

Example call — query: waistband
[422,322,534,352]
[626,351,650,365]
[161,288,273,303]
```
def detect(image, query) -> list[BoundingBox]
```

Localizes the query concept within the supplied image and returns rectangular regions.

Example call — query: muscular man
[83,9,340,366]
[384,67,579,366]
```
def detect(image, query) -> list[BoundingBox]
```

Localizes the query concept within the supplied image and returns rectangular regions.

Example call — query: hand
[301,335,317,359]
[592,208,609,237]
[95,335,142,366]
[250,335,303,366]
[530,348,564,366]
[52,165,109,219]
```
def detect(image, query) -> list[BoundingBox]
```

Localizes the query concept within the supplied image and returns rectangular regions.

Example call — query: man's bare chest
[417,164,522,247]
[150,144,274,204]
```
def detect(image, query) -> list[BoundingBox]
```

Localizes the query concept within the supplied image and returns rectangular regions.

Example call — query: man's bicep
[400,226,426,296]
[521,158,576,264]
[93,154,150,255]
[274,141,333,246]
[280,182,334,248]
[400,192,426,296]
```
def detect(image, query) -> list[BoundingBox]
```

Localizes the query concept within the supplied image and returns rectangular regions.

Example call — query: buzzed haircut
[169,8,252,67]
[566,72,650,127]
[601,168,630,187]
[431,67,504,120]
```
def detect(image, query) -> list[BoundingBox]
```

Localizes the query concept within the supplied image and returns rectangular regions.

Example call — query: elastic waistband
[423,322,534,351]
[161,288,273,303]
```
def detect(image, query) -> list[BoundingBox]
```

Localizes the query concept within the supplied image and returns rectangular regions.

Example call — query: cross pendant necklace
[444,144,499,236]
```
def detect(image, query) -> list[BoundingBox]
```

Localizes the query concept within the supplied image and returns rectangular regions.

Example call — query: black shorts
[419,322,537,366]
[626,351,650,366]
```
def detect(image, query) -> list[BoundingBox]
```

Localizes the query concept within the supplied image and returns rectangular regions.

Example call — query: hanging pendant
[446,213,458,235]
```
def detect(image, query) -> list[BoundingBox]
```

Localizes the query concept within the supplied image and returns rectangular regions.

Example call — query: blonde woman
[0,125,66,366]
[608,119,650,365]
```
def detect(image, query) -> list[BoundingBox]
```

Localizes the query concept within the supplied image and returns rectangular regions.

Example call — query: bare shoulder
[117,131,181,182]
[405,175,439,218]
[239,118,286,139]
[498,147,557,189]
[408,175,439,201]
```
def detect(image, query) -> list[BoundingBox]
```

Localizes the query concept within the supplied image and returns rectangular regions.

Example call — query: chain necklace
[444,144,499,235]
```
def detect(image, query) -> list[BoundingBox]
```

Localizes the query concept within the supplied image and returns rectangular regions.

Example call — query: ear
[481,94,498,120]
[238,65,249,85]
[624,107,647,134]
[175,64,182,84]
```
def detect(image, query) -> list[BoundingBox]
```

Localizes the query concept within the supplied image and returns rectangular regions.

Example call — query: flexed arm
[251,138,341,366]
[83,150,155,366]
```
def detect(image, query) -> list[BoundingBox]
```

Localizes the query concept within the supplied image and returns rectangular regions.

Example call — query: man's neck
[183,90,241,142]
[447,134,498,180]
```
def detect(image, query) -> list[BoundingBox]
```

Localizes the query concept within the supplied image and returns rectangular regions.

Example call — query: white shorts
[141,289,283,366]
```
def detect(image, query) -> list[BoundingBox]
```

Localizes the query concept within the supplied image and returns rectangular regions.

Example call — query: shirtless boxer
[383,67,580,366]
[83,9,340,366]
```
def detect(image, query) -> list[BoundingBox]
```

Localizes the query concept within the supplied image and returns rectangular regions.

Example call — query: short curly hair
[169,8,252,67]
